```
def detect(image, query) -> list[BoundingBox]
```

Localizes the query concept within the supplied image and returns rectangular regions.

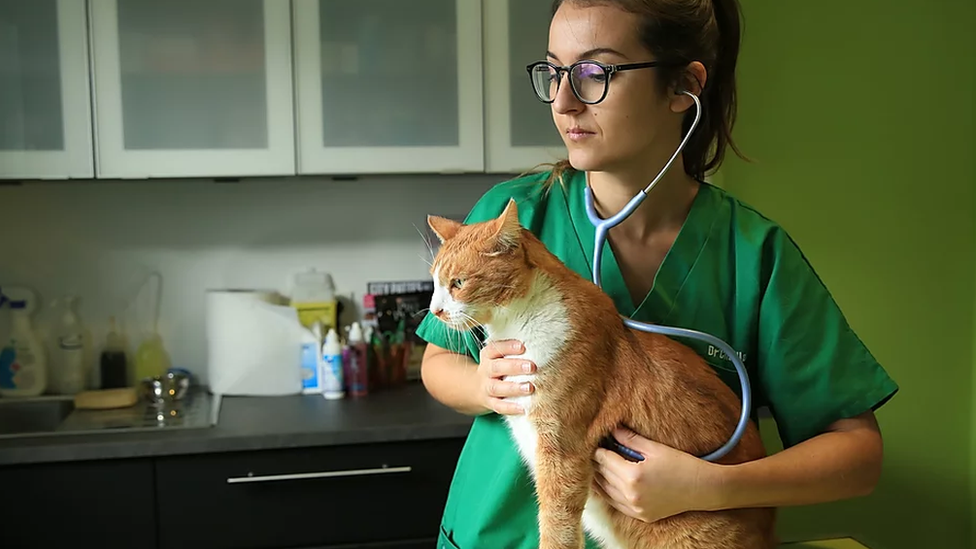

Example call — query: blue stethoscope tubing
[585,91,752,463]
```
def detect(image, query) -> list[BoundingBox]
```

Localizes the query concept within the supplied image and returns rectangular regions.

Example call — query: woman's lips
[566,127,595,142]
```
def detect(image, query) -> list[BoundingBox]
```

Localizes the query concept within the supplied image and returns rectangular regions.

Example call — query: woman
[416,0,899,547]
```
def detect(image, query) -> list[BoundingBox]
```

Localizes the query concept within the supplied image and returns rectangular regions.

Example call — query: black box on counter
[364,280,434,381]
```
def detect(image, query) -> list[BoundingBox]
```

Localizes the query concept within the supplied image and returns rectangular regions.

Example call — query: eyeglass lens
[530,62,607,103]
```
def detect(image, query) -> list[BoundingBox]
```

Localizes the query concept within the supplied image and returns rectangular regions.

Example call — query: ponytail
[689,0,746,179]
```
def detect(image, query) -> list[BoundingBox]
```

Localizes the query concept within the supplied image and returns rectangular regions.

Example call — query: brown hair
[542,0,747,185]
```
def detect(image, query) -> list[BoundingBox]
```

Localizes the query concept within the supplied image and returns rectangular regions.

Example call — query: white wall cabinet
[483,0,566,174]
[88,0,296,178]
[0,0,568,180]
[0,0,94,179]
[293,0,484,174]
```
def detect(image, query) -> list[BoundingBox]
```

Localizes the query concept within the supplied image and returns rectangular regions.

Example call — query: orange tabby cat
[426,198,776,549]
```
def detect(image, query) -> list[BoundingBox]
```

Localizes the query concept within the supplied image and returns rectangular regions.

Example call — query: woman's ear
[669,61,707,114]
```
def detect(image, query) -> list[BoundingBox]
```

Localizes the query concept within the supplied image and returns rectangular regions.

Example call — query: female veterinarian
[415,0,899,547]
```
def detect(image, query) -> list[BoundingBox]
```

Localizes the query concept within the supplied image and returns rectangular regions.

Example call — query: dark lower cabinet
[0,436,463,549]
[0,458,157,549]
[155,437,465,549]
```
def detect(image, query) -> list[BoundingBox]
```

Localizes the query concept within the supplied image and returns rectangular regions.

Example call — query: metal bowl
[140,372,190,404]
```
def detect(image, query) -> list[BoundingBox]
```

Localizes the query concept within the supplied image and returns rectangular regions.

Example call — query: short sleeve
[412,179,534,362]
[757,228,898,448]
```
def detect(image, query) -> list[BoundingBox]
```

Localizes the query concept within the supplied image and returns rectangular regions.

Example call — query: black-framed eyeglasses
[526,59,664,105]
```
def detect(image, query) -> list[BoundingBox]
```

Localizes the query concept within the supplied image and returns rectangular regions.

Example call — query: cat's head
[426,198,532,330]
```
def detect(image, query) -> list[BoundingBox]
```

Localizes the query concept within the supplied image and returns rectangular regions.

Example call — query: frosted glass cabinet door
[0,0,94,179]
[89,0,295,178]
[293,0,484,174]
[483,0,566,173]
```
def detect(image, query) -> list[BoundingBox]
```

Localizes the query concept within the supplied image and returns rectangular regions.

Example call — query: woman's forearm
[420,345,489,416]
[708,412,884,510]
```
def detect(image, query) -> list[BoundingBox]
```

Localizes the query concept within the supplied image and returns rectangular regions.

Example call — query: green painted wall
[722,1,976,548]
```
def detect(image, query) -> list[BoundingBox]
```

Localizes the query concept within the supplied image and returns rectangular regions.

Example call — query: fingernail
[521,362,533,373]
[512,341,523,351]
[520,382,532,393]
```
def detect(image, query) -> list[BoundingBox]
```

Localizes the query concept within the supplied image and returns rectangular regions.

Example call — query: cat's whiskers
[413,223,436,265]
[456,311,486,333]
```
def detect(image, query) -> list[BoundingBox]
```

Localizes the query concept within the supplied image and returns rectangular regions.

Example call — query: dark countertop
[0,382,474,467]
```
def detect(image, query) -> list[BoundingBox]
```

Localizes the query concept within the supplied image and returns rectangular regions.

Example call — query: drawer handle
[226,465,413,484]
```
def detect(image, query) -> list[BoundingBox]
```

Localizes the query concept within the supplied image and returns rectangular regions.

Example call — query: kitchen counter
[0,382,473,467]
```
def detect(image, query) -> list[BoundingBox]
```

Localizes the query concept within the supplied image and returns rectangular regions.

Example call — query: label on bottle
[321,354,343,394]
[347,350,367,396]
[301,342,319,390]
[58,335,84,350]
[0,345,17,389]
[0,343,34,390]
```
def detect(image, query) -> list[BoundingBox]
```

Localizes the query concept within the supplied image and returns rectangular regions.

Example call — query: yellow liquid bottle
[133,333,171,381]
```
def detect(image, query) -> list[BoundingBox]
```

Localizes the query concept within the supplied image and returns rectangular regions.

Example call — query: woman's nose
[551,74,583,114]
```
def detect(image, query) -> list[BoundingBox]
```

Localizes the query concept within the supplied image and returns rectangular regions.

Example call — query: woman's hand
[592,427,722,523]
[477,339,536,415]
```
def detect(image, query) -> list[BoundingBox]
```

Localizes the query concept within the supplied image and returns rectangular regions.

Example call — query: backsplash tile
[0,174,503,384]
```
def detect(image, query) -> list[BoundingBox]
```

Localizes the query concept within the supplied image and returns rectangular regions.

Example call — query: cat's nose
[432,307,444,317]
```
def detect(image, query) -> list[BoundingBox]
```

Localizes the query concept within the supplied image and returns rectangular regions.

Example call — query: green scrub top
[415,168,898,549]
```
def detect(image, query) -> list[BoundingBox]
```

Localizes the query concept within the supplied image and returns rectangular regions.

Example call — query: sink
[0,388,217,440]
[0,397,75,436]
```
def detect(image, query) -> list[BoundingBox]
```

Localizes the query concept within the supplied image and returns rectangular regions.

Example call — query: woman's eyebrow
[546,47,629,63]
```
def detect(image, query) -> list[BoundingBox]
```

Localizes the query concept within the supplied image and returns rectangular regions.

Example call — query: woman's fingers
[488,397,525,416]
[480,339,525,361]
[486,377,534,398]
[478,339,535,416]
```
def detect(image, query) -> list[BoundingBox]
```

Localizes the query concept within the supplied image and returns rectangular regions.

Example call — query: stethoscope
[588,91,752,463]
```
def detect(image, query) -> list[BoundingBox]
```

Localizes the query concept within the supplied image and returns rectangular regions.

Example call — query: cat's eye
[451,278,464,289]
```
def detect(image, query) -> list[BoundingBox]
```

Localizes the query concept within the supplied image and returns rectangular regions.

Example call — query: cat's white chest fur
[482,275,569,471]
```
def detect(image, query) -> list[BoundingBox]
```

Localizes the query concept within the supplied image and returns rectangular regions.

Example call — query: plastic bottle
[343,322,368,398]
[133,332,171,381]
[320,327,344,399]
[99,316,129,389]
[50,296,87,394]
[0,288,47,397]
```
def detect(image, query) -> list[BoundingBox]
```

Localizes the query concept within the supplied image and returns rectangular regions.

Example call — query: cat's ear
[487,198,521,255]
[427,215,462,243]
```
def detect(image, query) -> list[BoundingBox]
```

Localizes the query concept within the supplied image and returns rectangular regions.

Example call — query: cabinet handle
[226,465,412,484]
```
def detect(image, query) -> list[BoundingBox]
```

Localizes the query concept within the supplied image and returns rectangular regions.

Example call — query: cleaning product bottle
[99,316,129,389]
[320,327,344,399]
[344,322,368,398]
[50,295,87,394]
[0,287,48,397]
